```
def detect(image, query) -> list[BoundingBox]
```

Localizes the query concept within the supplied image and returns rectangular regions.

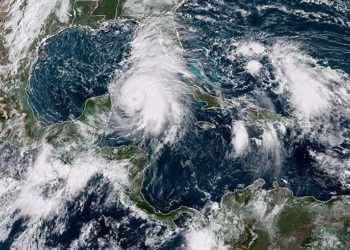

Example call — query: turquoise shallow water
[12,0,350,248]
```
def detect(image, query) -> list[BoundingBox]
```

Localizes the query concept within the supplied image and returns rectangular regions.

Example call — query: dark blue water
[135,0,350,213]
[0,172,183,249]
[40,175,182,249]
[21,0,350,248]
[27,21,137,124]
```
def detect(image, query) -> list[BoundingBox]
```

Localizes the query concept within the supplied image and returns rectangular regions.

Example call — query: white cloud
[246,60,263,75]
[4,0,71,73]
[230,121,249,157]
[185,227,228,250]
[109,17,193,147]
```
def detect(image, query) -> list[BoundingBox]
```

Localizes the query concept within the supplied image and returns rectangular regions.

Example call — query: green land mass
[0,90,12,123]
[193,86,221,109]
[98,145,198,227]
[0,67,47,147]
[45,94,112,160]
[0,11,7,65]
[0,38,7,64]
[210,179,350,249]
[72,1,103,27]
[72,0,126,26]
[0,2,91,147]
[1,2,350,245]
[92,0,118,20]
[244,107,285,124]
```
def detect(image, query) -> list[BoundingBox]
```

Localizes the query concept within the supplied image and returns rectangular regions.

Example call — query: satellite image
[1,0,350,249]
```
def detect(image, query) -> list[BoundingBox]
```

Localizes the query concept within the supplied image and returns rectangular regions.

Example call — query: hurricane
[108,16,193,148]
[1,0,350,248]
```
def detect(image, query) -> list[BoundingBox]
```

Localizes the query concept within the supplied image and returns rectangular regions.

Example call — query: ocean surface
[2,0,350,248]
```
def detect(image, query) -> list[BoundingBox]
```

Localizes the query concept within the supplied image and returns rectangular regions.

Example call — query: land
[72,0,126,26]
[72,1,102,26]
[0,11,8,64]
[98,145,199,227]
[1,2,350,248]
[91,0,119,20]
[244,107,285,124]
[193,86,221,109]
[0,90,12,123]
[211,179,350,249]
